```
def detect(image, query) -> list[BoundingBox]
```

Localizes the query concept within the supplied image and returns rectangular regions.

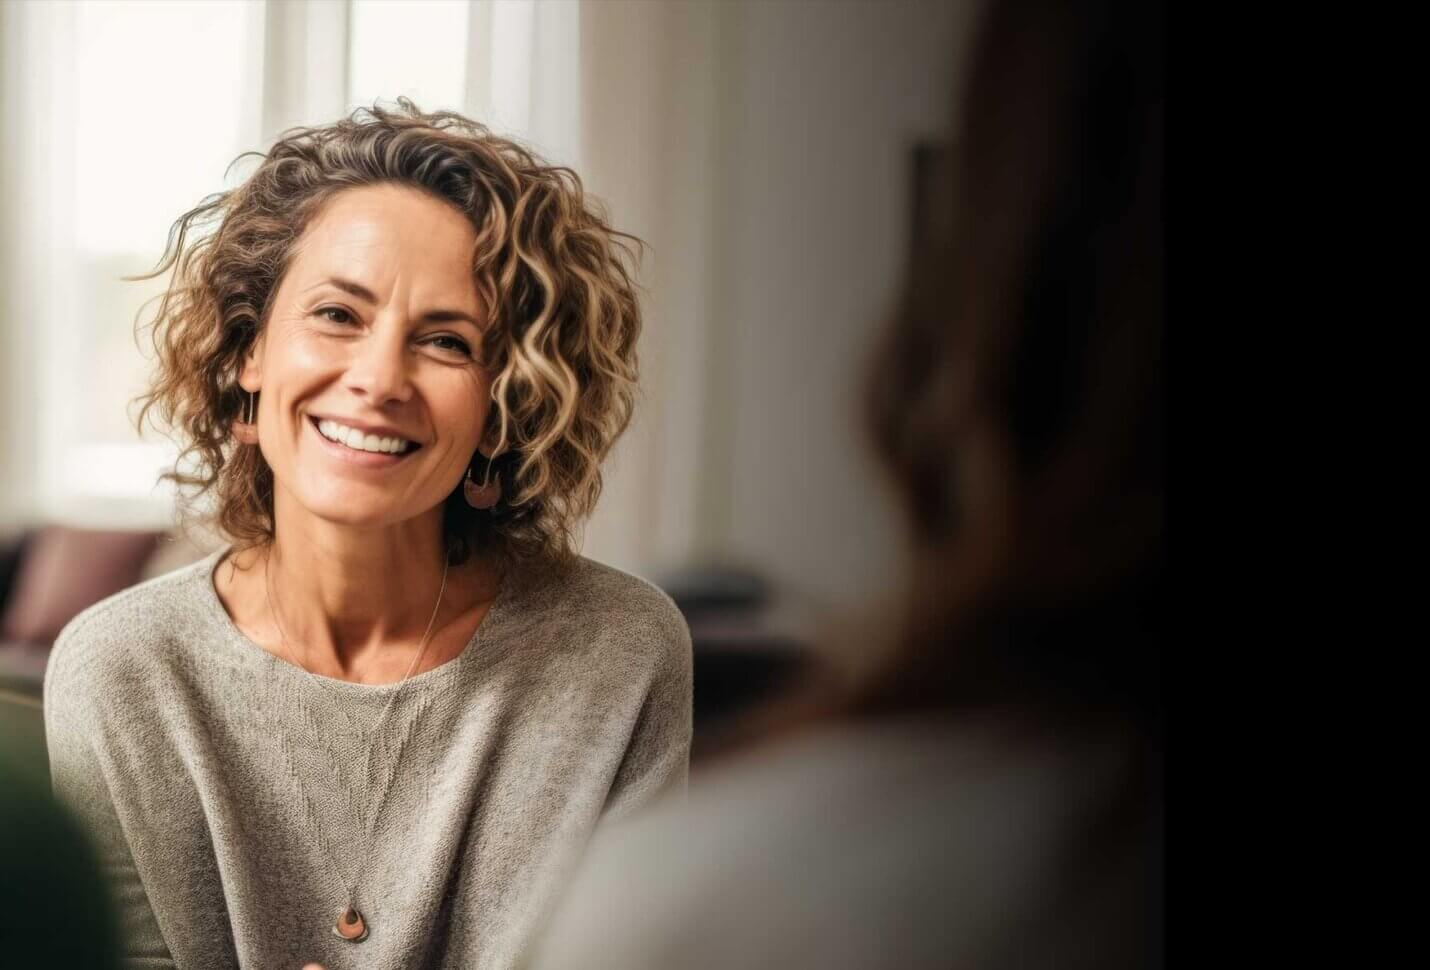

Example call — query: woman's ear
[232,337,264,445]
[237,335,264,393]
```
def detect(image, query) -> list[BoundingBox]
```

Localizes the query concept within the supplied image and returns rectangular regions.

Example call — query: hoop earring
[464,455,501,510]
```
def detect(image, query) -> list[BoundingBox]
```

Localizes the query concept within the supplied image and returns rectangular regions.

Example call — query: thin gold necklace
[264,545,450,944]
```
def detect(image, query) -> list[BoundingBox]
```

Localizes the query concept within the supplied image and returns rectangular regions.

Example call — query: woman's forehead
[290,184,479,295]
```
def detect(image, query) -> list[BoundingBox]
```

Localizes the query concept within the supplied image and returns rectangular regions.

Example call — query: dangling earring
[464,454,501,509]
[234,389,260,445]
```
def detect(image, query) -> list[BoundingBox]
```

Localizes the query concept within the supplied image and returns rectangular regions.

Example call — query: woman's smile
[233,183,493,524]
[305,413,423,469]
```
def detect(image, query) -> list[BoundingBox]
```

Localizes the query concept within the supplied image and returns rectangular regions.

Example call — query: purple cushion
[0,527,161,645]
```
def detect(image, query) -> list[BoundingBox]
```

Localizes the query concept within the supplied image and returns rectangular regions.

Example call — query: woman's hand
[302,964,325,970]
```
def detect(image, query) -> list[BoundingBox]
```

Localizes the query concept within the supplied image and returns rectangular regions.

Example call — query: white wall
[577,0,977,615]
[717,1,974,611]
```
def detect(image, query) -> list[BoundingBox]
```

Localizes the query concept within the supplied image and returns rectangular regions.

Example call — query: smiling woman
[139,101,641,566]
[229,184,500,576]
[41,103,691,970]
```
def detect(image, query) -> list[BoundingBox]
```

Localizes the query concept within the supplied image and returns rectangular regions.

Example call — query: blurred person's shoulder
[533,715,1154,970]
[43,549,221,715]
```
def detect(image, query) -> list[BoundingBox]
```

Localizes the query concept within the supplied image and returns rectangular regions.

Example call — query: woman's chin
[288,484,440,531]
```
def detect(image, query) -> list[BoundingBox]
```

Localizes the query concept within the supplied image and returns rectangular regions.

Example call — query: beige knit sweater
[44,547,692,970]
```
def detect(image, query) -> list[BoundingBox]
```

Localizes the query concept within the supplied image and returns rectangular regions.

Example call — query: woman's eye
[318,306,354,325]
[428,335,473,357]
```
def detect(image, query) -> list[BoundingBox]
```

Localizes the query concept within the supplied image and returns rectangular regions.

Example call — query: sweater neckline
[197,544,517,696]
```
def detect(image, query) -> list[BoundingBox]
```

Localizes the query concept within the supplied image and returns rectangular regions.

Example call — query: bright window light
[348,0,471,113]
[45,0,261,520]
[73,0,258,255]
[61,444,180,501]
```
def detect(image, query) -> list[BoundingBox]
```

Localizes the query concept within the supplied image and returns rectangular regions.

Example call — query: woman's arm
[600,603,694,822]
[45,651,175,969]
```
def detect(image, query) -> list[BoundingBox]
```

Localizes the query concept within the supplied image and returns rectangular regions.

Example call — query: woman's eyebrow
[310,276,378,303]
[422,309,482,327]
[309,276,481,327]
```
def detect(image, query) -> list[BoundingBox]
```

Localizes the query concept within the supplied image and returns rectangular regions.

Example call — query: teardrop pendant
[333,906,369,942]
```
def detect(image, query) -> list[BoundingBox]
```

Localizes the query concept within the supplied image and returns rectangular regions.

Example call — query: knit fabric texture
[44,546,693,970]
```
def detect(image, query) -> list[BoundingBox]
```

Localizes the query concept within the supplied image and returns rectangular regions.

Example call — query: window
[36,1,263,522]
[348,1,470,113]
[13,0,577,525]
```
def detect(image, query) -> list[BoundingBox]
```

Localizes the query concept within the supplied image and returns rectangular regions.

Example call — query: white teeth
[316,419,412,455]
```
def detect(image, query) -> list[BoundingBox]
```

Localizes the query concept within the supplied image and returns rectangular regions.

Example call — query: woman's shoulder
[44,552,219,701]
[516,554,681,624]
[511,555,691,661]
[560,556,682,615]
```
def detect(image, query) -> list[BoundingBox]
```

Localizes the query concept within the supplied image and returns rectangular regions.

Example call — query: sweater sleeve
[44,629,176,969]
[600,598,694,822]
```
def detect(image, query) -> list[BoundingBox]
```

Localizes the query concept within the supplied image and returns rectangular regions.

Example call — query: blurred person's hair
[132,100,643,565]
[855,0,1163,729]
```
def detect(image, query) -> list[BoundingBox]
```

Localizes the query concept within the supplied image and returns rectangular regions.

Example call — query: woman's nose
[344,326,413,406]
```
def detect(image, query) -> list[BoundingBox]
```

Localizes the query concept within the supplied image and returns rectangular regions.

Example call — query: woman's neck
[221,507,500,684]
[269,512,448,640]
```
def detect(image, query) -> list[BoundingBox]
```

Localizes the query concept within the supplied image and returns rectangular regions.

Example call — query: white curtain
[0,0,267,531]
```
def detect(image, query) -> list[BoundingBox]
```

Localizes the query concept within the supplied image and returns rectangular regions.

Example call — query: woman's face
[239,183,490,532]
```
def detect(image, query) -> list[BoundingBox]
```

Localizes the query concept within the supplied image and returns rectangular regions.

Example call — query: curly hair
[133,100,643,565]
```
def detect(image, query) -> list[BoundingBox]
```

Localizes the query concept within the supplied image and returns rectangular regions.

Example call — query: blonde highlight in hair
[133,100,643,564]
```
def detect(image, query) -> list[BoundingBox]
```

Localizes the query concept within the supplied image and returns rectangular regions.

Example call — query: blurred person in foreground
[0,733,118,969]
[527,0,1163,967]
